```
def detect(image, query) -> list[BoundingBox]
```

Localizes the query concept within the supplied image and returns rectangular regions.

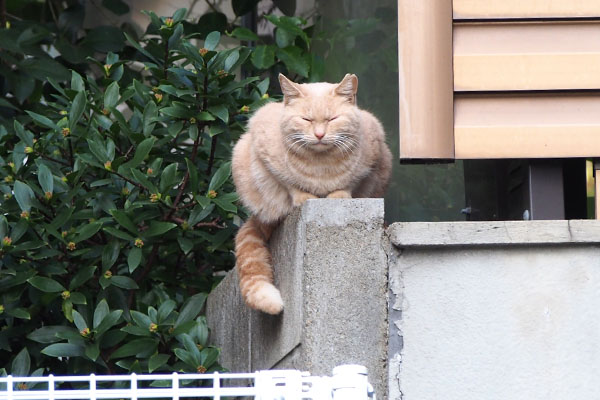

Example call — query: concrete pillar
[206,199,388,397]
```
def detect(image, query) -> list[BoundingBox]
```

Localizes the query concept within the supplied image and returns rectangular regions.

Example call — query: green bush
[0,8,271,376]
[0,0,390,382]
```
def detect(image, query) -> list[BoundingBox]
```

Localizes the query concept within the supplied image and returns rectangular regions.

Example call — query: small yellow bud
[149,323,158,332]
[3,193,12,200]
[102,108,110,116]
[59,110,68,116]
[61,231,68,238]
[89,218,96,223]
[182,221,190,231]
[2,236,11,246]
[168,327,175,334]
[103,64,112,75]
[154,93,163,103]
[104,161,112,170]
[20,211,29,219]
[207,190,217,199]
[150,193,161,203]
[217,69,228,79]
[199,48,208,56]
[262,93,269,99]
[67,242,76,251]
[197,365,207,373]
[196,343,204,350]
[61,290,70,300]
[147,168,153,175]
[24,146,34,154]
[44,191,52,200]
[61,176,68,183]
[62,127,70,137]
[104,270,112,279]
[53,149,61,156]
[152,86,160,93]
[80,328,91,337]
[164,17,174,27]
[17,383,27,391]
[0,305,4,314]
[122,187,130,195]
[240,105,250,113]
[189,117,196,124]
[8,161,15,171]
[134,238,144,248]
[5,21,10,29]
[4,175,13,183]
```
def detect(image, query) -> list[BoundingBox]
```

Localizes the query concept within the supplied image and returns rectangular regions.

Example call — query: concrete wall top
[388,220,600,247]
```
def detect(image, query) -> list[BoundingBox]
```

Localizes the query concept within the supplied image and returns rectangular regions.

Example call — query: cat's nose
[314,131,325,140]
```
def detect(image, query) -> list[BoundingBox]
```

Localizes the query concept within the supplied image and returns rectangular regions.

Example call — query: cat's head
[278,73,361,155]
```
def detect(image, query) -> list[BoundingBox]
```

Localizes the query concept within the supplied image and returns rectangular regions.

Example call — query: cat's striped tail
[234,216,284,314]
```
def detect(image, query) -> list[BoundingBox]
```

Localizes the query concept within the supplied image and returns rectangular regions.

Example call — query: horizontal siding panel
[454,0,600,19]
[454,23,600,91]
[454,95,600,158]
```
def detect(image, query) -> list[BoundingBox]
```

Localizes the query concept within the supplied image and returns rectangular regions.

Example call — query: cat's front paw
[326,190,352,199]
[291,191,318,207]
[246,281,284,315]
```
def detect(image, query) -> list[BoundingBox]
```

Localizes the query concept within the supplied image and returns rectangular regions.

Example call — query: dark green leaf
[128,247,142,273]
[160,163,178,193]
[110,210,138,235]
[72,310,88,331]
[196,12,227,37]
[7,308,30,319]
[25,110,57,130]
[110,338,157,359]
[11,348,30,377]
[175,293,207,327]
[102,241,120,269]
[69,265,97,290]
[69,91,87,131]
[174,348,197,368]
[121,137,155,170]
[143,102,157,137]
[177,236,194,254]
[130,169,158,193]
[37,164,53,194]
[14,120,33,147]
[207,105,228,124]
[93,300,110,329]
[157,300,176,323]
[143,221,177,238]
[111,276,139,289]
[251,45,276,69]
[276,46,309,77]
[85,342,100,361]
[224,50,239,72]
[229,27,259,42]
[204,31,221,50]
[96,310,123,336]
[28,276,65,293]
[149,353,170,373]
[28,326,77,344]
[74,222,102,243]
[208,161,231,192]
[70,292,87,305]
[71,71,85,91]
[104,81,120,109]
[103,227,135,241]
[42,343,85,358]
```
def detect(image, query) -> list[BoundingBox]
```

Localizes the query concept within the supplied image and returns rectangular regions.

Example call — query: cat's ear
[334,73,358,104]
[279,73,303,104]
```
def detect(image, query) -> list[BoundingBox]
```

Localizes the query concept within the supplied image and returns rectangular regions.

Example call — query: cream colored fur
[232,73,392,314]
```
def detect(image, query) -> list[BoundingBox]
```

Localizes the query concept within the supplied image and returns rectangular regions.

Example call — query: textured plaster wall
[388,221,600,400]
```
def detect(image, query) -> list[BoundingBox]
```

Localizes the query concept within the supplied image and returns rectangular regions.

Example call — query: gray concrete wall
[206,199,389,397]
[388,220,600,400]
[208,206,600,400]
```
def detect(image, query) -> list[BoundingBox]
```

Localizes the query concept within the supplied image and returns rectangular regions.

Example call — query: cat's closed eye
[301,117,312,122]
[328,116,339,122]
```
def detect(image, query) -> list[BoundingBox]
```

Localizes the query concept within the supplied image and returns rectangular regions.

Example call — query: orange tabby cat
[232,73,392,314]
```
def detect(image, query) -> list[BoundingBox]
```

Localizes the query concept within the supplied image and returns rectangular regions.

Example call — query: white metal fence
[0,364,375,400]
